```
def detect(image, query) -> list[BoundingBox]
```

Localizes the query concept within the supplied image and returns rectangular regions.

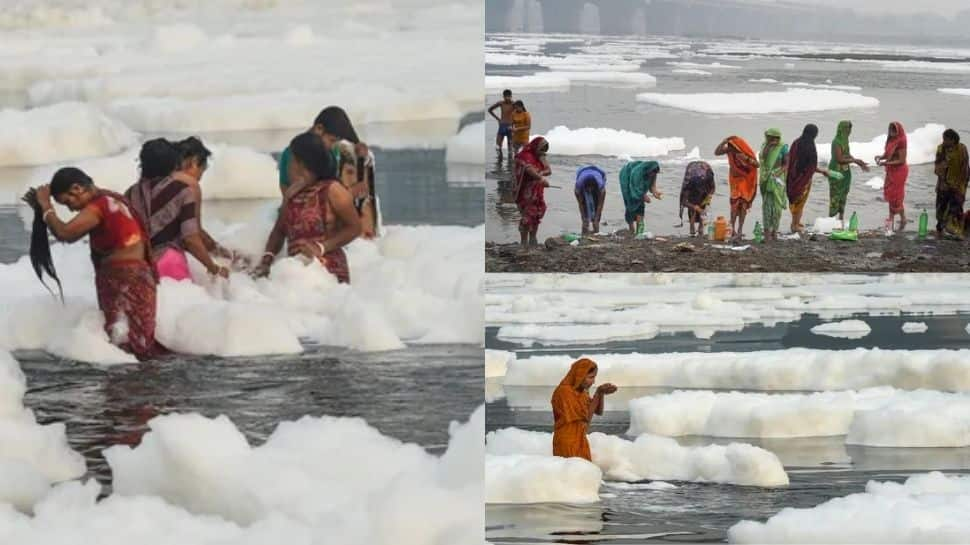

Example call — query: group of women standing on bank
[512,122,969,244]
[23,106,378,360]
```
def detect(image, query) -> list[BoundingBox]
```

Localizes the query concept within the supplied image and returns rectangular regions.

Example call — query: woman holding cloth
[759,128,789,241]
[715,136,759,242]
[827,120,870,222]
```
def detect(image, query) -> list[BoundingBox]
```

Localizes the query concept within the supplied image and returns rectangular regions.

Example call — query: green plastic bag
[829,229,858,242]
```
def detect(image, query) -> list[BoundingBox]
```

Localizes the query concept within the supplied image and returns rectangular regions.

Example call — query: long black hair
[139,138,178,179]
[313,106,360,144]
[290,132,337,181]
[26,167,91,301]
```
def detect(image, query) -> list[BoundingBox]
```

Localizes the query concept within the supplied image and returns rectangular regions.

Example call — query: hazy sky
[772,0,966,16]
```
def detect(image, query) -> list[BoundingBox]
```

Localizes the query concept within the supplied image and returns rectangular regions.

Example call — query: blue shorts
[497,123,512,138]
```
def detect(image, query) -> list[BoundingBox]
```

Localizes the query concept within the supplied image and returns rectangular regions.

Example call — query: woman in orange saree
[550,358,617,461]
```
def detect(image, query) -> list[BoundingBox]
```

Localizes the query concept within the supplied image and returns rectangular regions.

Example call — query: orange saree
[551,358,596,461]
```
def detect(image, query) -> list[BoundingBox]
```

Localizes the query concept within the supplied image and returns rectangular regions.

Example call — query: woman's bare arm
[323,183,362,251]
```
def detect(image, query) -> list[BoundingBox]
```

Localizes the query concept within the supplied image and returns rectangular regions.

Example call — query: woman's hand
[856,159,870,172]
[596,383,618,395]
[540,178,551,188]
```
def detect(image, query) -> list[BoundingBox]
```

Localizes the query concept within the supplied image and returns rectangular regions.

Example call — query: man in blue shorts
[488,89,515,160]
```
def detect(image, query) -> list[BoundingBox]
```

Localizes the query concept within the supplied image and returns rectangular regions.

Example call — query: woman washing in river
[574,165,606,235]
[24,167,167,360]
[619,160,662,234]
[876,121,910,234]
[551,358,617,461]
[786,124,831,233]
[678,161,716,238]
[759,129,789,242]
[514,136,552,247]
[256,132,362,282]
[827,120,870,223]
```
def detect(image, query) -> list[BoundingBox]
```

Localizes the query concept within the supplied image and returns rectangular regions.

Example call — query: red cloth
[786,136,816,207]
[87,193,146,255]
[95,260,167,361]
[883,121,909,214]
[283,180,350,283]
[515,136,549,230]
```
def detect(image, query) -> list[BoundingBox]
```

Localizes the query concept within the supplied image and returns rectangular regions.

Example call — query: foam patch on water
[902,322,928,333]
[628,387,970,447]
[485,349,514,378]
[636,89,879,114]
[817,123,944,166]
[485,74,571,94]
[0,102,137,167]
[547,71,657,87]
[445,121,484,165]
[865,176,885,189]
[0,218,484,362]
[667,61,740,69]
[780,81,862,91]
[485,454,602,504]
[501,348,970,392]
[672,69,712,76]
[486,428,789,487]
[0,351,86,510]
[939,88,970,96]
[0,404,484,545]
[729,471,970,543]
[811,320,871,339]
[497,322,659,346]
[540,126,685,158]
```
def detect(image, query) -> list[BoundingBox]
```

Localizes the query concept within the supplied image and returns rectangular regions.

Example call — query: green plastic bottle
[563,233,580,243]
[753,221,764,243]
[848,211,858,233]
[636,218,645,237]
[918,209,928,239]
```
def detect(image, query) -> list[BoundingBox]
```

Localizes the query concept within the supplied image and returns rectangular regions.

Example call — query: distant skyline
[770,0,967,16]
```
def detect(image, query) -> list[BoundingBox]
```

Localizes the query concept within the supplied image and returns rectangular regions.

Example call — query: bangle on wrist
[316,241,326,255]
[42,209,55,223]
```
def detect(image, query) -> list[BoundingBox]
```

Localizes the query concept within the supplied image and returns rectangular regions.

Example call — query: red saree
[515,136,549,231]
[283,180,350,283]
[883,122,909,214]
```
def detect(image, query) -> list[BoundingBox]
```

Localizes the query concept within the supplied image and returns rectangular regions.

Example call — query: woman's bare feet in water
[897,215,907,233]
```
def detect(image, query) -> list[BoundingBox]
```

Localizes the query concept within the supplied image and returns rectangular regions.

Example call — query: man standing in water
[488,89,515,160]
[551,358,617,461]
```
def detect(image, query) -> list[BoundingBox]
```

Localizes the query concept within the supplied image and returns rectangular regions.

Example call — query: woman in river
[759,128,789,241]
[574,165,606,235]
[827,120,870,223]
[514,136,551,247]
[24,167,167,360]
[786,124,831,233]
[335,140,377,239]
[678,161,716,238]
[876,121,910,234]
[256,132,362,282]
[619,160,662,234]
[932,128,969,239]
[551,358,616,461]
[715,135,759,242]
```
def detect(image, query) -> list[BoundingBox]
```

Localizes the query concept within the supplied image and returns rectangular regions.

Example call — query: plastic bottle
[563,233,580,243]
[918,210,928,239]
[636,218,645,237]
[753,221,764,243]
[848,211,858,233]
[707,222,714,239]
[714,216,728,241]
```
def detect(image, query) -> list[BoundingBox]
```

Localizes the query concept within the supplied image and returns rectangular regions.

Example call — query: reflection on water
[486,312,970,543]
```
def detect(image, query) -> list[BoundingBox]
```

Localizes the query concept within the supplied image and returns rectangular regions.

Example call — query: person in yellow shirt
[510,100,531,155]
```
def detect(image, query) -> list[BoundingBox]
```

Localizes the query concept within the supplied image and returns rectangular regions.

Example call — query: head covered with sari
[515,136,550,229]
[833,121,852,156]
[551,358,598,460]
[786,124,819,204]
[884,121,907,158]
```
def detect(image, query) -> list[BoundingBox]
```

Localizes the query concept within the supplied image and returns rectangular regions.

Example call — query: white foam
[780,82,862,91]
[628,387,970,447]
[811,320,871,339]
[729,472,970,543]
[0,220,484,362]
[485,74,571,94]
[636,89,878,115]
[880,60,970,73]
[902,322,928,333]
[0,351,86,511]
[445,121,484,165]
[865,176,885,189]
[748,78,778,83]
[667,61,740,69]
[501,348,970,392]
[0,102,136,167]
[817,123,945,166]
[548,71,657,87]
[497,322,659,346]
[810,216,844,234]
[485,454,602,504]
[486,350,514,378]
[672,69,712,76]
[540,126,685,158]
[0,404,484,545]
[486,428,789,487]
[939,88,970,96]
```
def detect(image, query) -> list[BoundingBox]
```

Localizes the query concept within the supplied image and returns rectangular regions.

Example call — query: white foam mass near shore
[810,319,871,339]
[485,350,514,378]
[501,349,970,392]
[0,404,484,545]
[627,387,970,447]
[636,88,879,114]
[0,216,484,363]
[0,103,136,167]
[817,123,944,166]
[939,88,970,96]
[1,2,480,133]
[485,454,602,504]
[0,351,86,510]
[486,428,789,488]
[445,122,485,165]
[541,126,686,158]
[728,472,970,543]
[485,74,571,94]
